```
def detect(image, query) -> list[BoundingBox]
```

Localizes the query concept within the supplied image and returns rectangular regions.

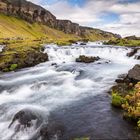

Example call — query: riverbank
[111,64,140,129]
[0,41,50,72]
[104,37,140,47]
[0,38,89,72]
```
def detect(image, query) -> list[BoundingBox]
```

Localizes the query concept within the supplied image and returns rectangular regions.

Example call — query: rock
[115,74,128,83]
[135,55,140,60]
[127,64,140,83]
[0,47,49,72]
[126,48,138,57]
[9,109,43,131]
[38,122,64,140]
[76,55,100,63]
[31,81,47,90]
[80,43,87,45]
[51,63,57,66]
[111,83,133,96]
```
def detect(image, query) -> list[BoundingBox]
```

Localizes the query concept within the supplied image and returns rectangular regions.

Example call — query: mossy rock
[76,55,100,63]
[0,44,48,72]
[112,92,126,108]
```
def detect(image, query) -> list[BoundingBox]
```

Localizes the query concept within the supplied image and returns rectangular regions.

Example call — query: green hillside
[0,13,80,44]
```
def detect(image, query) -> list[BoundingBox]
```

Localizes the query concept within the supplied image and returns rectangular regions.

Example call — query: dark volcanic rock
[80,42,87,45]
[9,109,43,130]
[76,55,100,63]
[127,48,138,57]
[38,122,65,140]
[127,64,140,83]
[0,47,48,72]
[135,55,140,60]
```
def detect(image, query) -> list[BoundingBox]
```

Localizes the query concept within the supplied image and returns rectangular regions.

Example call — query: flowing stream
[0,43,140,139]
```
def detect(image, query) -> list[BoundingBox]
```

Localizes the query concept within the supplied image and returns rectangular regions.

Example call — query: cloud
[28,0,140,37]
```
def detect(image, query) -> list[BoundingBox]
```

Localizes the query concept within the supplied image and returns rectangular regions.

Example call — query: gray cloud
[28,0,140,37]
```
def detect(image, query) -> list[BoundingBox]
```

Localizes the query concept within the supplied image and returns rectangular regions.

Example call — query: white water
[0,43,139,139]
[0,45,4,52]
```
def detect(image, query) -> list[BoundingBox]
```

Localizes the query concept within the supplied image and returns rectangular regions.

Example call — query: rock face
[127,64,140,83]
[0,0,119,38]
[76,55,100,63]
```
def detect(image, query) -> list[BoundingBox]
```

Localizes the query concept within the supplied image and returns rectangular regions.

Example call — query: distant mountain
[0,0,120,40]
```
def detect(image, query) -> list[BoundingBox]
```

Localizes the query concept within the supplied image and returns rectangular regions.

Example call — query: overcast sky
[28,0,140,37]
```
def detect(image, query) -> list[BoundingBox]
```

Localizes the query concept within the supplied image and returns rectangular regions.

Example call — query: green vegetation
[111,82,140,129]
[112,92,126,108]
[9,64,18,71]
[0,13,80,45]
[105,38,140,47]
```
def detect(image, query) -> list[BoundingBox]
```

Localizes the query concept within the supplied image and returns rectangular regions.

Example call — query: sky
[28,0,140,37]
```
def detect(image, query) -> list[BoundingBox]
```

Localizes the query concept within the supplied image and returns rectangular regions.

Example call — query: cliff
[0,0,120,39]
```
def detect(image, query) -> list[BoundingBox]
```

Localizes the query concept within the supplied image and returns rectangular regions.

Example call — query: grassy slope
[0,13,80,43]
[105,38,140,47]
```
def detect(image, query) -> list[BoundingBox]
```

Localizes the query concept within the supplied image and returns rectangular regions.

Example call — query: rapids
[0,43,140,139]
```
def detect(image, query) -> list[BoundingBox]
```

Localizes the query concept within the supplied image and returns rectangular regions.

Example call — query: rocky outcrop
[76,55,100,63]
[0,0,119,38]
[0,45,48,72]
[127,64,140,83]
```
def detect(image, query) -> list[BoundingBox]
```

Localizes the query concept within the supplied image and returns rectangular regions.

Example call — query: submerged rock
[9,109,43,130]
[38,122,65,140]
[76,55,100,63]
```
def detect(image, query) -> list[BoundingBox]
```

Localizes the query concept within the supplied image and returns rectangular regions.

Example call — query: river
[0,43,140,139]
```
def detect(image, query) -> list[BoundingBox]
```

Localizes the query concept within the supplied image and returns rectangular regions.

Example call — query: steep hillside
[0,13,80,42]
[0,0,119,41]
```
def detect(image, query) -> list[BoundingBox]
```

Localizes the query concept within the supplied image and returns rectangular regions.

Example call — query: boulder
[9,109,43,130]
[76,55,100,63]
[127,64,140,83]
[38,122,64,140]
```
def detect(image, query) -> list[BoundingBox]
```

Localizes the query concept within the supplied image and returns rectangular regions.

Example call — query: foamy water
[0,45,4,52]
[0,43,139,139]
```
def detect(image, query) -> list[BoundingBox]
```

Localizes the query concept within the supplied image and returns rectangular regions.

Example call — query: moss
[9,64,18,71]
[112,92,126,108]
